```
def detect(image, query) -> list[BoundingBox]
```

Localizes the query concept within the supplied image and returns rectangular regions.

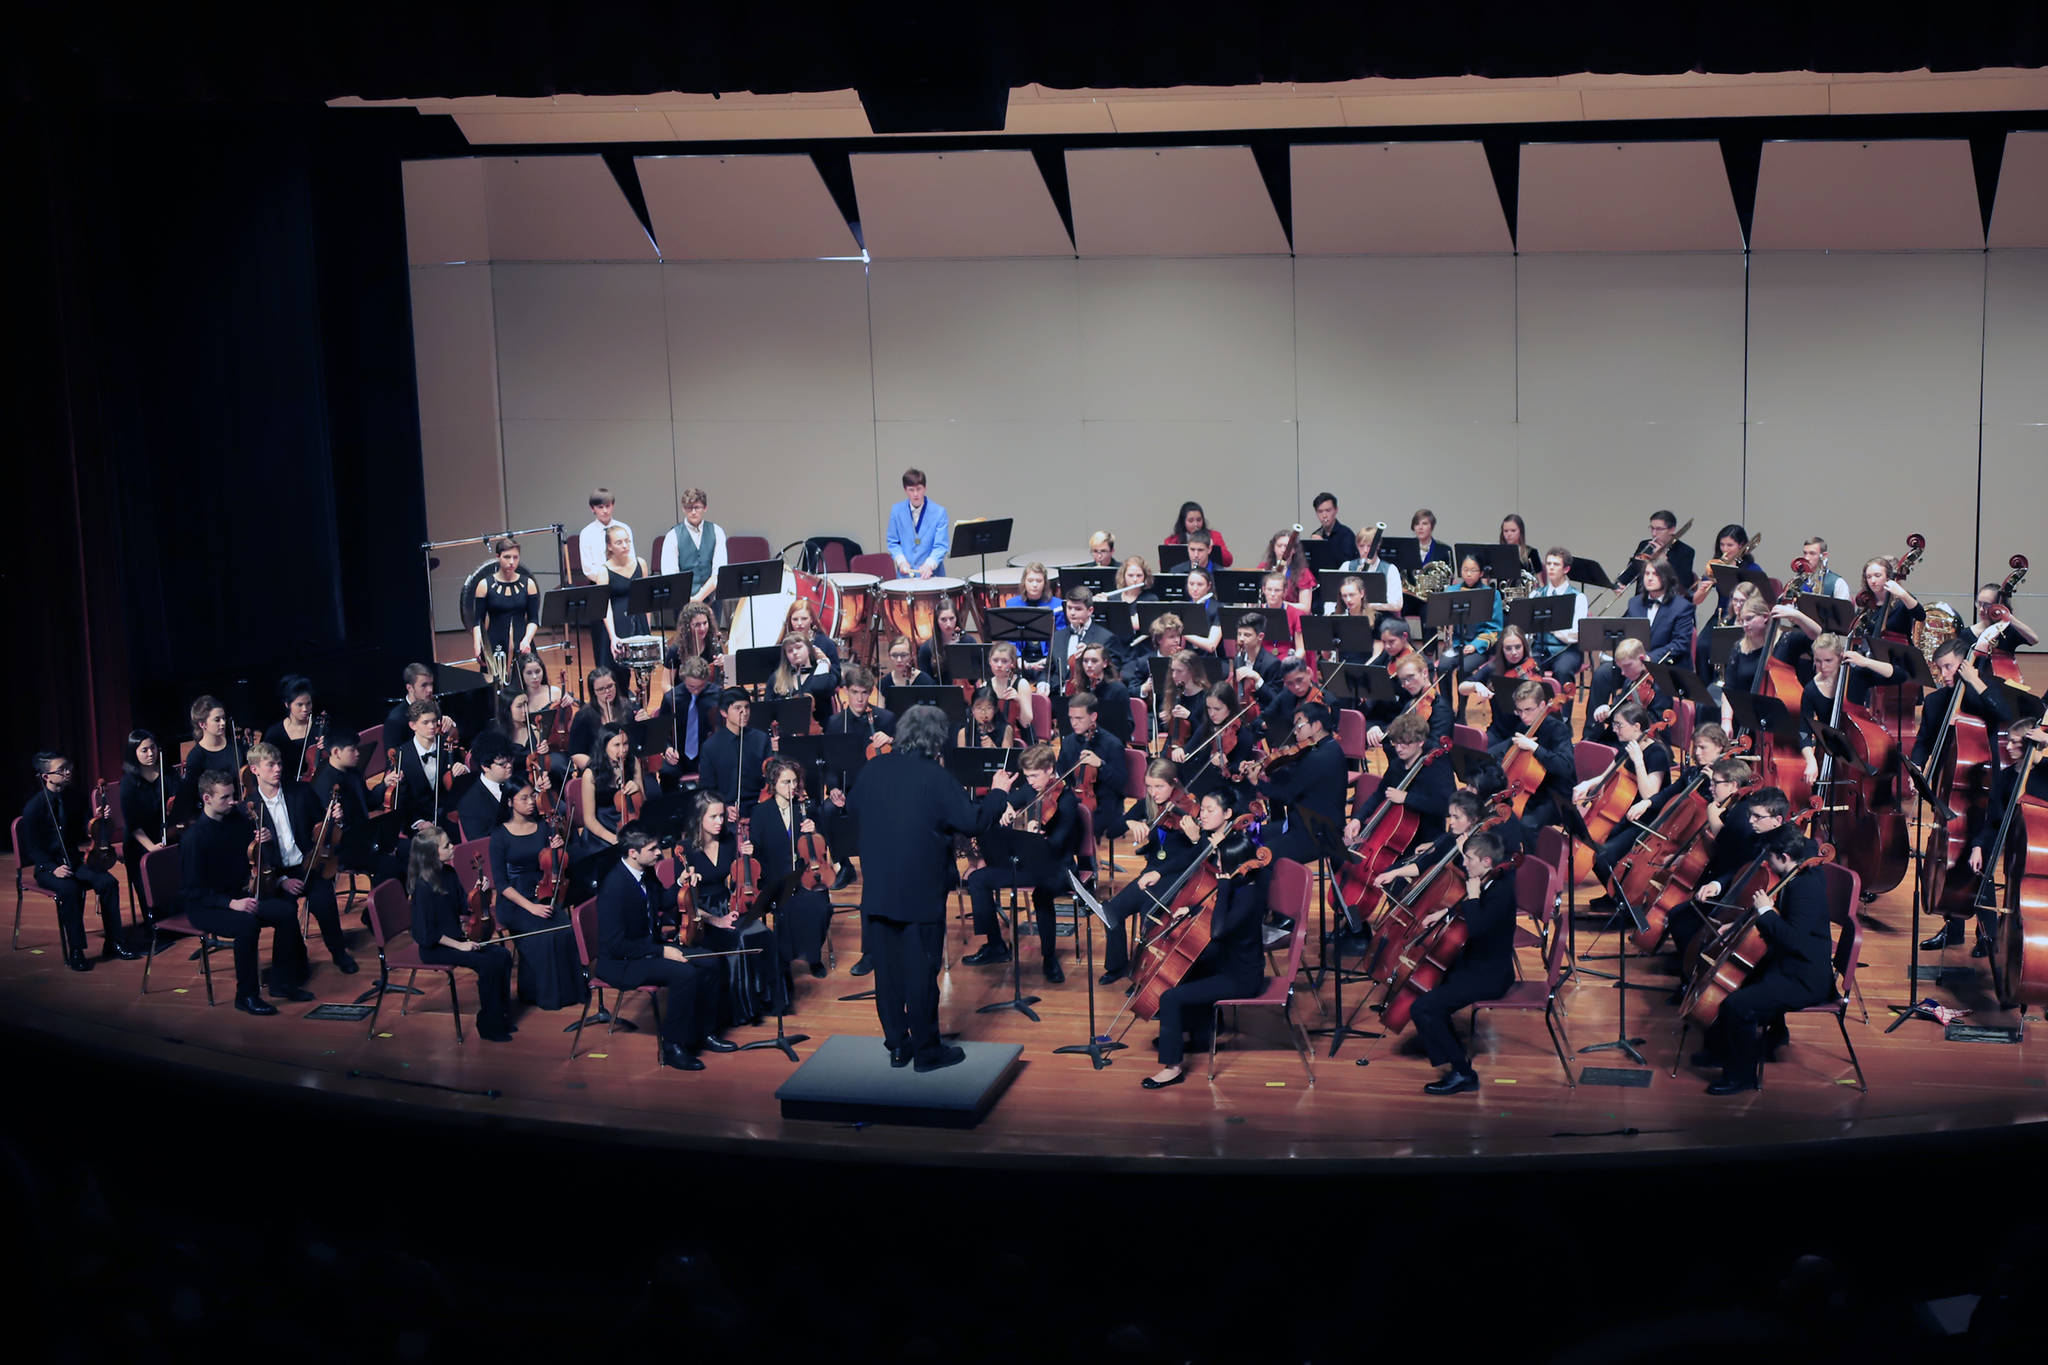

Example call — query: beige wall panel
[1290,143,1513,255]
[1514,420,1739,571]
[1066,147,1290,256]
[409,265,505,632]
[1518,142,1743,253]
[455,111,675,145]
[1752,140,1982,250]
[1080,421,1303,561]
[664,262,874,422]
[635,155,859,262]
[1988,132,2048,248]
[851,152,1073,259]
[1294,256,1516,426]
[1298,420,1518,553]
[1978,425,2048,617]
[673,420,879,549]
[1983,250,2048,425]
[1746,252,1985,426]
[402,159,489,265]
[868,259,1082,422]
[1076,258,1295,421]
[492,264,670,421]
[872,420,1093,560]
[499,419,677,561]
[481,156,657,261]
[1517,254,1747,424]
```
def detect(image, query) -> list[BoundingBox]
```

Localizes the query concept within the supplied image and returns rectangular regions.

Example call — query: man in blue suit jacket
[885,467,950,580]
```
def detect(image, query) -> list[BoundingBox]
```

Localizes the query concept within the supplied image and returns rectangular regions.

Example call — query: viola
[464,851,496,943]
[613,769,644,825]
[382,742,405,813]
[545,668,578,751]
[730,818,763,925]
[673,857,703,948]
[299,711,329,784]
[1235,669,1263,725]
[304,793,344,881]
[1333,739,1451,924]
[866,726,894,760]
[1381,854,1522,1031]
[528,750,555,817]
[532,794,574,907]
[1679,846,1834,1026]
[85,780,118,874]
[795,795,833,892]
[1126,834,1271,1022]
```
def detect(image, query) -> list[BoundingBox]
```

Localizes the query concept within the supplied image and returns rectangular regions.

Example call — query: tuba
[1915,605,1961,665]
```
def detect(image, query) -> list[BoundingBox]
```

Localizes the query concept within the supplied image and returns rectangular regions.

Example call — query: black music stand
[1710,563,1773,603]
[1455,543,1524,588]
[1642,661,1712,718]
[943,642,991,689]
[1506,595,1575,669]
[539,585,608,685]
[748,697,818,740]
[1704,627,1743,676]
[1379,536,1423,579]
[1353,665,1399,712]
[954,518,1014,605]
[730,646,781,695]
[881,685,968,731]
[1298,617,1376,695]
[1130,600,1187,638]
[1060,566,1118,595]
[718,560,786,661]
[626,570,694,628]
[1423,585,1498,657]
[1580,615,1651,663]
[1154,543,1184,573]
[1052,870,1130,1069]
[1301,537,1347,574]
[1213,570,1266,605]
[1217,605,1269,641]
[1150,573,1193,604]
[1795,593,1856,636]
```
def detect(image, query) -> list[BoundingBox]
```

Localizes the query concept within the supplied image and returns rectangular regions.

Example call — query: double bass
[1813,638,1909,896]
[1984,731,2048,1009]
[1679,844,1834,1028]
[1918,615,2013,922]
[1380,854,1522,1031]
[1748,561,1814,809]
[1985,554,2030,688]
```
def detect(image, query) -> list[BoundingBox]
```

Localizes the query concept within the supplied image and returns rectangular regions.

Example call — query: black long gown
[686,836,780,1023]
[490,820,585,1009]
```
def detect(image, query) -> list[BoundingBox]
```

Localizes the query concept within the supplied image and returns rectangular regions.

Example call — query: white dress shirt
[580,517,633,581]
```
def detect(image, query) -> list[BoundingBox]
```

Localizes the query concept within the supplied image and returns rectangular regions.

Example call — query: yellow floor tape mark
[376,1032,394,1038]
[1264,1081,1286,1087]
[172,988,189,994]
[587,1052,609,1059]
[29,948,44,955]
[1494,1078,1517,1084]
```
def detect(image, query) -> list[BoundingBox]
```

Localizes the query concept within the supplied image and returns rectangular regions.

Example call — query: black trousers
[1591,825,1640,887]
[598,953,722,1049]
[418,942,514,1032]
[776,887,832,969]
[1701,969,1825,1084]
[865,914,946,1060]
[1409,959,1514,1072]
[277,867,348,958]
[1101,875,1177,973]
[1261,820,1325,872]
[184,897,307,998]
[968,866,1060,958]
[818,801,858,867]
[1543,647,1584,688]
[1156,966,1260,1068]
[34,865,120,957]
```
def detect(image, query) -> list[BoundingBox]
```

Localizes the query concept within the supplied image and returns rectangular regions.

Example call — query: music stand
[1705,626,1743,675]
[1217,605,1272,642]
[718,560,787,663]
[731,646,781,694]
[1213,570,1267,605]
[945,747,1019,789]
[626,571,694,626]
[624,713,676,764]
[1581,615,1651,661]
[1423,586,1498,651]
[1570,559,1617,592]
[1130,601,1189,638]
[986,606,1056,650]
[943,642,991,687]
[954,518,1014,604]
[1642,661,1712,716]
[1060,566,1119,595]
[1724,690,1800,753]
[539,585,608,682]
[1150,573,1193,604]
[1300,537,1347,574]
[882,685,968,731]
[1710,563,1773,603]
[1795,593,1856,636]
[1455,543,1524,588]
[1379,536,1422,578]
[1353,665,1399,710]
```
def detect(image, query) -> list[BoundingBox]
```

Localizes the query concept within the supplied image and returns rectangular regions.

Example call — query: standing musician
[1970,721,2048,879]
[1140,792,1271,1090]
[680,791,778,1024]
[1498,514,1542,579]
[567,668,636,769]
[1529,547,1589,683]
[179,694,240,813]
[1347,712,1453,850]
[1408,830,1519,1096]
[886,468,950,580]
[453,737,518,843]
[1689,828,1835,1095]
[177,767,311,1013]
[1689,524,1758,620]
[22,752,132,969]
[1574,704,1674,896]
[1800,537,1854,602]
[657,487,727,608]
[575,725,643,854]
[1583,637,1672,748]
[1122,613,1187,697]
[407,827,515,1042]
[1409,508,1453,576]
[916,601,977,681]
[471,536,539,664]
[1616,509,1696,591]
[1061,690,1129,833]
[885,635,939,692]
[1912,637,2015,952]
[1258,528,1317,613]
[245,743,355,974]
[596,524,649,673]
[1165,501,1235,568]
[1051,587,1123,693]
[965,742,1083,984]
[391,701,463,840]
[593,824,732,1072]
[1242,700,1347,872]
[1489,681,1577,834]
[1099,759,1203,985]
[383,663,460,773]
[261,676,320,789]
[749,758,835,981]
[851,705,1014,1071]
[1173,684,1256,803]
[1309,492,1356,552]
[489,779,584,1011]
[119,730,169,917]
[577,486,632,584]
[1671,778,1787,961]
[1254,572,1308,658]
[1339,526,1402,627]
[697,689,772,812]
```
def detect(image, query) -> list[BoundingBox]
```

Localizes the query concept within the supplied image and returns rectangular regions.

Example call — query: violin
[730,817,763,924]
[299,711,329,784]
[85,780,118,874]
[1679,845,1834,1027]
[382,740,405,813]
[545,668,578,751]
[673,856,703,948]
[243,800,279,897]
[613,763,645,824]
[528,750,555,817]
[795,795,833,892]
[464,851,496,942]
[532,788,575,907]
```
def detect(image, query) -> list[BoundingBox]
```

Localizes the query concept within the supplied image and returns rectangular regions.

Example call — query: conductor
[849,704,1015,1072]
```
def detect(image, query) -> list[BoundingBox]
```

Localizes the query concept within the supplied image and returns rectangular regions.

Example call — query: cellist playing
[1577,703,1675,904]
[1141,791,1271,1091]
[1410,829,1519,1096]
[1099,760,1203,986]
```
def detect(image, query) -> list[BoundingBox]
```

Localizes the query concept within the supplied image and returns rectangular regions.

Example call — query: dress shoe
[66,953,93,973]
[235,994,278,1016]
[701,1036,739,1053]
[1141,1070,1186,1090]
[1973,936,1993,959]
[660,1042,705,1071]
[100,939,140,961]
[832,863,858,891]
[913,1044,968,1073]
[849,955,874,977]
[1920,920,1965,951]
[888,1042,914,1068]
[1585,894,1617,912]
[1424,1069,1480,1096]
[330,950,359,975]
[478,1026,514,1043]
[1706,1076,1760,1095]
[808,961,828,979]
[1042,955,1065,984]
[1099,965,1130,986]
[962,941,1011,966]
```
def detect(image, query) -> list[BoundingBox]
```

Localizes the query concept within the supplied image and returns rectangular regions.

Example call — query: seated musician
[1172,684,1255,804]
[748,758,834,982]
[1105,556,1158,641]
[770,631,838,727]
[817,665,896,891]
[955,685,1022,751]
[1373,787,1516,901]
[1121,612,1188,697]
[1582,637,1671,748]
[451,737,517,843]
[309,727,398,886]
[1574,705,1674,901]
[381,664,459,785]
[576,725,646,856]
[1069,643,1134,749]
[779,591,842,676]
[1163,527,1217,577]
[1938,717,2048,956]
[21,752,132,970]
[1166,501,1235,568]
[392,701,462,839]
[120,730,169,914]
[489,779,584,1010]
[986,640,1038,733]
[1689,524,1759,620]
[1141,792,1271,1090]
[1361,616,1414,674]
[1620,557,1694,671]
[1652,721,1731,820]
[1255,572,1308,657]
[681,791,778,1024]
[916,601,977,683]
[593,823,732,1072]
[406,826,515,1042]
[1242,700,1347,874]
[1366,653,1451,750]
[1441,553,1504,700]
[658,656,720,782]
[246,743,355,975]
[1498,513,1542,579]
[1061,690,1129,833]
[885,635,939,693]
[567,668,636,770]
[177,768,311,1013]
[486,689,561,786]
[1616,510,1695,591]
[1796,632,1896,789]
[1488,681,1576,834]
[695,690,771,811]
[964,743,1083,984]
[1346,711,1452,851]
[1409,830,1519,1096]
[1257,655,1321,749]
[1969,582,2040,649]
[1051,587,1123,692]
[514,652,575,750]
[1409,507,1453,575]
[1528,547,1588,683]
[1003,560,1063,681]
[1100,759,1203,985]
[1232,612,1288,694]
[1457,624,1538,718]
[1181,566,1223,652]
[261,675,319,789]
[1259,528,1318,613]
[1159,649,1210,748]
[1310,492,1355,555]
[1669,778,1787,961]
[1087,530,1117,567]
[1689,828,1836,1095]
[664,602,728,688]
[1338,526,1402,627]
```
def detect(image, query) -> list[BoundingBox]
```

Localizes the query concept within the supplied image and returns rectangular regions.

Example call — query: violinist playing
[748,758,834,982]
[21,752,132,970]
[1410,829,1519,1096]
[1366,653,1452,750]
[1141,791,1271,1091]
[1242,700,1347,874]
[487,688,562,787]
[246,743,356,975]
[407,827,515,1043]
[963,743,1082,984]
[1069,642,1134,749]
[1575,704,1674,900]
[954,685,1022,752]
[176,768,309,1013]
[1173,684,1255,803]
[1061,690,1129,832]
[1688,828,1835,1095]
[1488,681,1577,835]
[681,791,777,1024]
[1160,649,1210,748]
[1457,624,1539,720]
[1099,760,1202,985]
[489,778,584,1011]
[1230,612,1288,699]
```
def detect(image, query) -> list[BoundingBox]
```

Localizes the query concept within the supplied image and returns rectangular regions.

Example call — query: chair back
[1267,856,1313,926]
[569,898,600,967]
[1129,698,1149,740]
[1030,691,1052,743]
[1515,853,1558,927]
[1124,746,1148,798]
[451,837,491,896]
[140,846,182,915]
[726,535,773,565]
[820,542,850,574]
[366,878,410,948]
[1664,697,1696,754]
[654,855,676,891]
[1336,707,1367,763]
[1453,723,1488,754]
[9,817,21,872]
[649,532,668,579]
[1574,740,1616,784]
[850,552,896,581]
[1818,861,1864,1000]
[1352,772,1381,809]
[359,724,388,779]
[1533,825,1571,882]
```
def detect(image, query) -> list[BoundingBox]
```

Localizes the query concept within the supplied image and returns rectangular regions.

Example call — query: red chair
[649,532,668,580]
[10,817,56,951]
[1510,847,1560,954]
[1029,692,1052,744]
[451,837,491,900]
[1129,698,1149,744]
[568,896,665,1062]
[359,723,388,780]
[137,846,218,1004]
[1336,707,1367,766]
[1573,740,1615,785]
[362,878,469,1044]
[1464,897,1576,1087]
[1660,697,1696,756]
[850,552,896,582]
[819,542,850,574]
[1452,723,1489,756]
[1209,856,1315,1085]
[1771,862,1867,1091]
[1095,746,1149,894]
[726,535,773,566]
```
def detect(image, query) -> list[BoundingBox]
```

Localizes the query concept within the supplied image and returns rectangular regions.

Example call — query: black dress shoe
[1424,1069,1480,1096]
[66,953,93,973]
[1973,936,1993,959]
[1706,1076,1760,1095]
[235,994,278,1016]
[267,983,316,1003]
[701,1036,739,1053]
[330,950,359,975]
[889,1042,914,1068]
[808,961,828,979]
[962,942,1011,966]
[1141,1071,1186,1090]
[913,1044,968,1073]
[832,863,858,891]
[478,1027,515,1043]
[100,939,140,961]
[1585,894,1617,912]
[849,955,874,977]
[1099,965,1130,986]
[1920,920,1965,951]
[661,1042,705,1071]
[1042,955,1065,984]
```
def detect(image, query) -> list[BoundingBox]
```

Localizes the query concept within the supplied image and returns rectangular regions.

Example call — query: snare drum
[619,635,664,670]
[880,577,967,644]
[826,572,880,635]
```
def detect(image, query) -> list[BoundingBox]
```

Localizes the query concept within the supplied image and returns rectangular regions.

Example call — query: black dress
[480,571,535,657]
[119,770,167,910]
[686,837,781,1022]
[261,722,318,789]
[490,821,585,1009]
[604,562,647,649]
[747,797,834,978]
[178,742,240,814]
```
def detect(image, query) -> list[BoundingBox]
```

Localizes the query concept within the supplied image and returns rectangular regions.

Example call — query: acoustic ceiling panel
[402,158,489,265]
[1065,146,1289,256]
[1752,140,1982,250]
[1988,131,2048,248]
[480,156,657,261]
[1290,142,1511,254]
[635,155,858,261]
[1518,142,1742,252]
[851,151,1072,258]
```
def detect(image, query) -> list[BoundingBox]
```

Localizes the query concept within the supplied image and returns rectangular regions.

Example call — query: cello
[1124,830,1272,1024]
[1678,844,1834,1028]
[1615,741,1758,954]
[1571,708,1674,881]
[1362,796,1516,982]
[1499,684,1574,817]
[1380,853,1522,1031]
[1332,739,1452,923]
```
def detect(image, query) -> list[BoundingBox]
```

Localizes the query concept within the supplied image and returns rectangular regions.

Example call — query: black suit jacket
[1352,748,1452,847]
[18,789,80,871]
[1455,866,1520,987]
[1258,736,1347,856]
[1911,679,2013,771]
[249,784,326,872]
[177,810,256,913]
[1617,538,1697,590]
[849,752,1005,924]
[1627,593,1696,664]
[595,860,673,962]
[454,777,509,843]
[1755,862,1835,999]
[1059,729,1128,813]
[697,726,772,807]
[660,685,722,768]
[1050,622,1124,691]
[392,740,456,836]
[1196,862,1270,988]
